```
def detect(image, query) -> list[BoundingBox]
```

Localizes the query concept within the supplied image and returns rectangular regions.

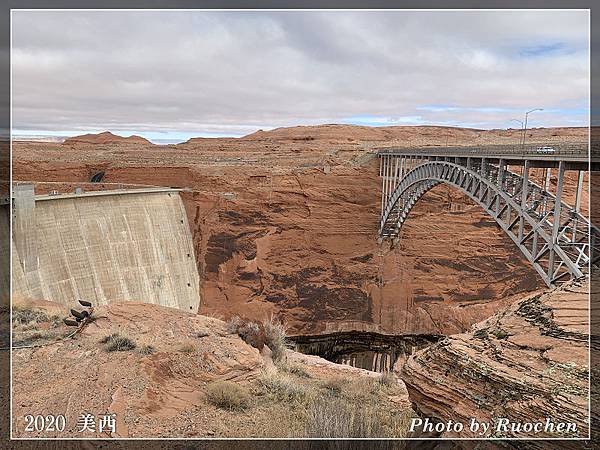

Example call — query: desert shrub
[101,333,136,352]
[226,316,242,334]
[263,316,288,363]
[226,316,267,350]
[137,345,156,355]
[206,380,251,410]
[258,370,309,402]
[379,371,396,387]
[491,328,510,340]
[473,328,489,340]
[12,307,51,326]
[321,377,347,396]
[303,395,385,438]
[286,363,311,378]
[178,342,196,353]
[238,321,266,349]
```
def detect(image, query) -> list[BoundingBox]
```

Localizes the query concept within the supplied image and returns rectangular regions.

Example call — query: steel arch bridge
[377,144,599,287]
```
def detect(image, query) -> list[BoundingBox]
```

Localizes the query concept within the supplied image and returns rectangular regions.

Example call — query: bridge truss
[377,144,598,287]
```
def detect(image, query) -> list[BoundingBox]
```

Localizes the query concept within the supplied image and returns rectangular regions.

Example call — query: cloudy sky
[11,10,589,143]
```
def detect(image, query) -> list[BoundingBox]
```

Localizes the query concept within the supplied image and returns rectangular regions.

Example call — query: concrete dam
[9,185,201,312]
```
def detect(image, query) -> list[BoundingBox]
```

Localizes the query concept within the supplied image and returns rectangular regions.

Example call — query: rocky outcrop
[290,331,441,372]
[242,124,586,146]
[401,278,591,439]
[11,300,412,438]
[63,131,151,145]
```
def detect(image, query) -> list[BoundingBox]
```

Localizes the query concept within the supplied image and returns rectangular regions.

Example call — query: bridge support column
[575,170,584,213]
[393,157,399,195]
[548,161,565,282]
[518,160,530,241]
[399,156,404,181]
[495,159,505,215]
[380,156,385,215]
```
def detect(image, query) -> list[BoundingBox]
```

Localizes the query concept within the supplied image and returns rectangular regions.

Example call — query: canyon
[13,125,589,338]
[10,124,592,440]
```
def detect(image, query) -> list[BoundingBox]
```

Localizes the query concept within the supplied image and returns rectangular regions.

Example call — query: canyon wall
[13,126,587,334]
[184,162,543,335]
[11,185,200,313]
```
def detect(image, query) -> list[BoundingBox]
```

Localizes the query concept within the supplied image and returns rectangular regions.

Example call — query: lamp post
[521,108,543,150]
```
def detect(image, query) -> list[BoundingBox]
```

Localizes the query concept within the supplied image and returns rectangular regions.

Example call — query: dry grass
[282,362,311,378]
[225,316,242,334]
[302,385,412,438]
[263,316,288,363]
[206,381,251,411]
[12,330,59,347]
[178,342,196,353]
[321,377,348,396]
[12,306,62,329]
[379,371,397,387]
[258,370,310,402]
[137,345,156,355]
[100,333,137,352]
[303,395,384,438]
[11,307,66,346]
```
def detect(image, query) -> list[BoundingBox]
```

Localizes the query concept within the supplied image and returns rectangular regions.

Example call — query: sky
[11,10,590,143]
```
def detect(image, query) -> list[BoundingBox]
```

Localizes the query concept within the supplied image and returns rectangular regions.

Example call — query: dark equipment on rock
[70,309,87,320]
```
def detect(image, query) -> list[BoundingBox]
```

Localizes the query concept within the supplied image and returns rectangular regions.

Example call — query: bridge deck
[376,144,592,170]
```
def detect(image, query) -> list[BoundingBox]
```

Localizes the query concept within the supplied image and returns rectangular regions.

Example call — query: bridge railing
[376,143,590,159]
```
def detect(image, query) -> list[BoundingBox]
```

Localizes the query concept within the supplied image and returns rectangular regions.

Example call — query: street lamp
[521,108,543,150]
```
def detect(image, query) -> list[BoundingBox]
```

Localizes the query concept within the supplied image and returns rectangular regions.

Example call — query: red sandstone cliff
[12,125,589,336]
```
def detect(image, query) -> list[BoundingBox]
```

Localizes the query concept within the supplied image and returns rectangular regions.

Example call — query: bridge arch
[379,158,594,287]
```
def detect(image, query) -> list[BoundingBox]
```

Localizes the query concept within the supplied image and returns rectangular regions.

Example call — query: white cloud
[11,10,590,136]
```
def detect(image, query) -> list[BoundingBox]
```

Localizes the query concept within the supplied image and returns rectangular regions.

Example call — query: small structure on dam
[10,184,200,313]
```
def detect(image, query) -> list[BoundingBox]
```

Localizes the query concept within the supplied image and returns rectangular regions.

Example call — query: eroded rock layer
[289,331,441,372]
[402,278,591,439]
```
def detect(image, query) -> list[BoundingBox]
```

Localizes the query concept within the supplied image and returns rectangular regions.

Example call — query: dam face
[11,185,201,313]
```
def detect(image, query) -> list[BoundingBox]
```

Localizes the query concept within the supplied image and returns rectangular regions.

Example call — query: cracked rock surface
[401,277,591,439]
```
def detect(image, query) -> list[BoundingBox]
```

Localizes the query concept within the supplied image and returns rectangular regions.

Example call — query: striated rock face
[12,125,588,336]
[289,331,441,372]
[401,278,591,439]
